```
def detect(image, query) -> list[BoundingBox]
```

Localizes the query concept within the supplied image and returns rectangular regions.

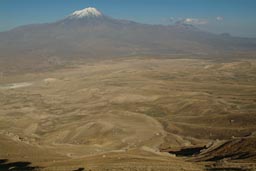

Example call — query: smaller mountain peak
[174,21,198,30]
[70,7,102,18]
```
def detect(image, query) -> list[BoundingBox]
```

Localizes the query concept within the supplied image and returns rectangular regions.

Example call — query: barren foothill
[0,57,256,171]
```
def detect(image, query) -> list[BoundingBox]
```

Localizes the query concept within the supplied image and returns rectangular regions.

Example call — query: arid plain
[0,57,256,171]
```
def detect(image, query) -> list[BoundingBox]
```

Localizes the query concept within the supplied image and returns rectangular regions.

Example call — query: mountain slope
[0,7,256,73]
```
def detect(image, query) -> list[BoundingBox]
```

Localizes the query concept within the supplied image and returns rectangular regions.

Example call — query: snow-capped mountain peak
[70,7,102,18]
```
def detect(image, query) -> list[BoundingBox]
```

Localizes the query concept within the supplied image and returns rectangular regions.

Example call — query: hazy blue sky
[0,0,256,37]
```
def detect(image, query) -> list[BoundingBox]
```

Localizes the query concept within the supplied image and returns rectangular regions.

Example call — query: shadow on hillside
[168,146,206,157]
[72,168,85,171]
[0,159,41,171]
[206,168,249,171]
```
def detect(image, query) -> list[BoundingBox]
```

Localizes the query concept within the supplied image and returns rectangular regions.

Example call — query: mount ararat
[0,7,255,72]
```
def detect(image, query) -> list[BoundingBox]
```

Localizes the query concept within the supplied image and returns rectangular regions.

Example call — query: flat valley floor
[0,57,256,171]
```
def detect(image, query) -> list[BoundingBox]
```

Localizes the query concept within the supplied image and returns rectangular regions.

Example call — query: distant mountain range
[0,7,256,72]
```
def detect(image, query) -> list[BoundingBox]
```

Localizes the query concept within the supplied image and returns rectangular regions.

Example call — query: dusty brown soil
[0,57,255,171]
